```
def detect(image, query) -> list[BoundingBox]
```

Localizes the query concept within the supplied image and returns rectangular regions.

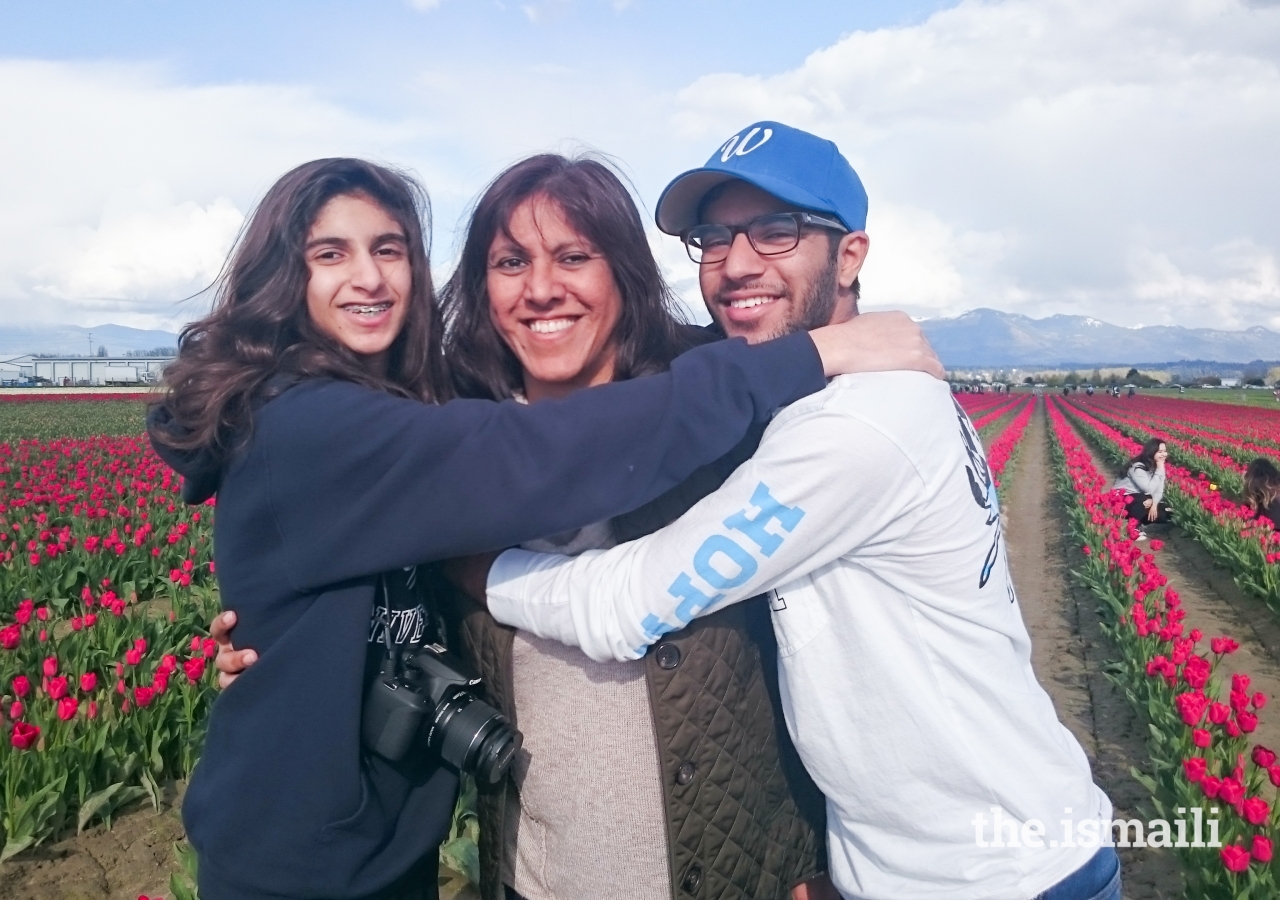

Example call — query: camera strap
[376,575,403,679]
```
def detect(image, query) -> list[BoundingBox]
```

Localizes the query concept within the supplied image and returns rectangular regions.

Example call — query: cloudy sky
[2,0,1278,333]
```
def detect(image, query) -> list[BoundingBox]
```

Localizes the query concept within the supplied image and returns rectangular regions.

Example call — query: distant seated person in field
[1112,437,1172,540]
[1244,458,1280,528]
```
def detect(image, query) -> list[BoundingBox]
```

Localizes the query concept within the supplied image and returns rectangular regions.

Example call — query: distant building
[0,354,173,386]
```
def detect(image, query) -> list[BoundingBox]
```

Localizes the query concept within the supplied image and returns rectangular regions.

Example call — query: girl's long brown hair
[1245,458,1280,515]
[154,158,450,461]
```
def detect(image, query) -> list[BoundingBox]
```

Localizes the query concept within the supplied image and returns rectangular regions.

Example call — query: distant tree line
[29,346,176,359]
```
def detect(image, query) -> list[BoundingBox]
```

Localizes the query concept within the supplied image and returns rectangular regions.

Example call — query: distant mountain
[921,309,1280,368]
[0,324,179,357]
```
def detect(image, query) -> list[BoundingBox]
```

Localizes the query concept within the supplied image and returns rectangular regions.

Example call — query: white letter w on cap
[719,127,774,162]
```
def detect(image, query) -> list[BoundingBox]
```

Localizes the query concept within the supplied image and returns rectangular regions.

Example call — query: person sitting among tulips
[1113,438,1172,540]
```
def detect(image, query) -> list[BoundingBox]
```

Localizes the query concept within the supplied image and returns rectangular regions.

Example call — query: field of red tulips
[1064,396,1280,609]
[0,397,219,864]
[4,386,1278,899]
[1049,397,1280,896]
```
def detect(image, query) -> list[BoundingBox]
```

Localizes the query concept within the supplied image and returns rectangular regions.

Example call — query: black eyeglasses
[681,212,848,264]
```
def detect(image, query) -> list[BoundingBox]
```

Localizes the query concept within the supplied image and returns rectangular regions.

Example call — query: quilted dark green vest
[439,432,826,900]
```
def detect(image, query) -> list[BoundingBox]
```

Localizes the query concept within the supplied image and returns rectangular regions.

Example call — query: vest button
[682,863,703,893]
[655,643,681,670]
[676,762,696,785]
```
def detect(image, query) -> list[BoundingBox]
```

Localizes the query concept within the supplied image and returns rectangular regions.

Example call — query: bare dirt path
[1003,403,1184,898]
[1067,414,1280,757]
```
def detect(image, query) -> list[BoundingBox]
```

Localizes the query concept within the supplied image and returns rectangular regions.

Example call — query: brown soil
[0,785,186,900]
[0,780,477,900]
[1003,404,1184,898]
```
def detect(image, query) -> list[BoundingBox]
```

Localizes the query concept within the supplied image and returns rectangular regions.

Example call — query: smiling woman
[486,194,623,400]
[442,153,698,403]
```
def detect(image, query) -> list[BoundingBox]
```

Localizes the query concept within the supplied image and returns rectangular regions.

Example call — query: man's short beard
[764,253,840,341]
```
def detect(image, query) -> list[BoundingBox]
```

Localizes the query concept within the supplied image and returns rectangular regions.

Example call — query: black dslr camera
[362,642,522,784]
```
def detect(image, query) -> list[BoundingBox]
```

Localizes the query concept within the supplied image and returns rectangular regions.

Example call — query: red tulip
[133,686,155,708]
[80,672,98,693]
[47,676,69,700]
[1252,835,1273,863]
[56,696,79,721]
[1219,777,1246,806]
[42,656,58,677]
[11,721,39,750]
[1183,757,1208,783]
[12,674,31,697]
[1242,796,1270,825]
[1221,843,1251,873]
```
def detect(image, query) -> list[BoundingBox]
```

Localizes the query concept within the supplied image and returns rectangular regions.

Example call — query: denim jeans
[1034,847,1122,900]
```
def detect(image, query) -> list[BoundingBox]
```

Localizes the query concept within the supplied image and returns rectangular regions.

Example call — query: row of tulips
[1108,394,1280,449]
[1047,397,1279,896]
[983,395,1034,495]
[959,392,1024,430]
[1091,396,1280,466]
[1073,398,1256,497]
[1060,400,1280,609]
[1,425,221,860]
[955,390,1019,416]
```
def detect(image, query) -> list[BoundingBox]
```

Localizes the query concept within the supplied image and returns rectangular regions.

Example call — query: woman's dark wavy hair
[1127,437,1167,472]
[440,153,701,400]
[1244,457,1280,515]
[153,158,450,460]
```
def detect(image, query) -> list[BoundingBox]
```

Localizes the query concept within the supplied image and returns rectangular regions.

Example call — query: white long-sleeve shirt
[488,373,1111,900]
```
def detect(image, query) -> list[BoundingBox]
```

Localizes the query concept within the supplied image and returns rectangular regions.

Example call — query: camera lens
[433,692,523,784]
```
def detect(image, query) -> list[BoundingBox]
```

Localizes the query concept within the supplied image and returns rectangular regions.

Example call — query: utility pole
[88,332,93,357]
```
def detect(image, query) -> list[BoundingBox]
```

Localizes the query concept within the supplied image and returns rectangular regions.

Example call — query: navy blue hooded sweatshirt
[147,331,825,900]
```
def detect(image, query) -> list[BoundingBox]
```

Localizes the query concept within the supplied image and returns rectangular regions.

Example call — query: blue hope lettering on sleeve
[723,482,806,556]
[647,482,806,639]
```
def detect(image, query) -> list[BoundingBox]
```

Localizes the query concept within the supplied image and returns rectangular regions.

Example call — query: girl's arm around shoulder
[261,332,825,590]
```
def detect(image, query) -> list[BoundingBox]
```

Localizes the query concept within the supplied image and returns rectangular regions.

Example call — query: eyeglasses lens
[685,215,801,264]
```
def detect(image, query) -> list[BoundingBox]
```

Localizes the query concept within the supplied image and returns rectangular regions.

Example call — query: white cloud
[34,191,245,315]
[1129,240,1280,330]
[669,0,1280,329]
[0,60,422,328]
[4,0,1279,335]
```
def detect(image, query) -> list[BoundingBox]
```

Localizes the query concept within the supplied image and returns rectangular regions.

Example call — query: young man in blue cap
[485,123,1121,900]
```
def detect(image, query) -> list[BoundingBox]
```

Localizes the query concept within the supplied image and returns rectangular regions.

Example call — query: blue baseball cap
[655,121,868,236]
